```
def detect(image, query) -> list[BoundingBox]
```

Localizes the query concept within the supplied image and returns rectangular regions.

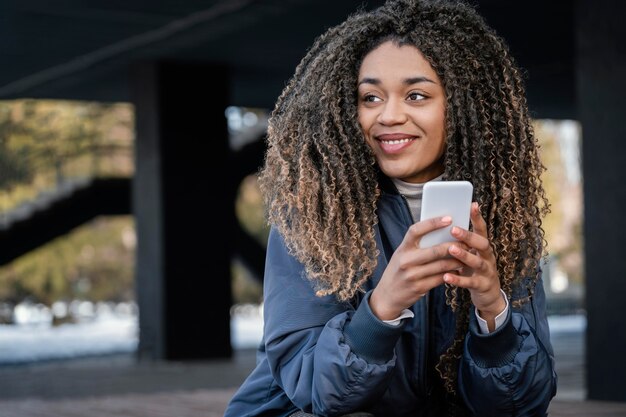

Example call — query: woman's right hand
[369,216,465,321]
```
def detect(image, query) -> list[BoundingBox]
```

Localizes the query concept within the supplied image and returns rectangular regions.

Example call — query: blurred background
[1,0,625,415]
[0,103,584,360]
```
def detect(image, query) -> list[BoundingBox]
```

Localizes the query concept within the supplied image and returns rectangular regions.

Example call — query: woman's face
[357,41,446,184]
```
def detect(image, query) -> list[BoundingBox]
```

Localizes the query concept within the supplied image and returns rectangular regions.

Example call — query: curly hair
[258,0,549,396]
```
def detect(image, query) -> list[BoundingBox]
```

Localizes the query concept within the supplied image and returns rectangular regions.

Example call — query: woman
[225,0,557,416]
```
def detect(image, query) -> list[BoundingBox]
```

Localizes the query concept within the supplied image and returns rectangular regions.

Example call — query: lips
[376,133,418,154]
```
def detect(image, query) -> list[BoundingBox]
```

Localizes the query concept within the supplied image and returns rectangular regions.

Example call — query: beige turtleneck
[391,173,445,222]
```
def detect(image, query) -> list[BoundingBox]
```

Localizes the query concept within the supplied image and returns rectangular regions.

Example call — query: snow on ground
[0,302,583,365]
[0,315,137,364]
[546,313,587,333]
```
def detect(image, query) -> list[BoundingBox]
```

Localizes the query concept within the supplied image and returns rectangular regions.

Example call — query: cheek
[357,109,367,133]
[425,107,446,139]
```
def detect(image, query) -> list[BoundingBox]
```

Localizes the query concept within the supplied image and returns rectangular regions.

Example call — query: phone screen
[419,180,473,248]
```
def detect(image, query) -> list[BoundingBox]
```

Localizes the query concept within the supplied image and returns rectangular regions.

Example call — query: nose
[377,99,407,125]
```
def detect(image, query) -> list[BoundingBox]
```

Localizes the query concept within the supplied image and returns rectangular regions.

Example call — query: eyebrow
[358,76,437,86]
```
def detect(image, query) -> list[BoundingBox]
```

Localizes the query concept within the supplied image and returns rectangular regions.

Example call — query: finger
[448,244,487,271]
[412,240,471,265]
[403,216,452,248]
[469,202,489,239]
[413,274,446,294]
[450,225,491,253]
[442,271,479,289]
[411,258,464,278]
[446,240,471,253]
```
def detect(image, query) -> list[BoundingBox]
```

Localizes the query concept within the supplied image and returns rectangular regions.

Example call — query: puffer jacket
[224,186,557,417]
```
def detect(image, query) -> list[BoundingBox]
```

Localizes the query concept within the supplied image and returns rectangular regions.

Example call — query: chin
[378,164,413,181]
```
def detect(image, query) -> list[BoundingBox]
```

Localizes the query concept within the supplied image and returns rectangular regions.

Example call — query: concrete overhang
[0,0,575,118]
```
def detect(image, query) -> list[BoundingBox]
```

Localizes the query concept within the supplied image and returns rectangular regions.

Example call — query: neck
[391,173,445,222]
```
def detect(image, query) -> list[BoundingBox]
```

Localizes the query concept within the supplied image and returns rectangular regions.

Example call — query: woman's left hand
[442,202,506,331]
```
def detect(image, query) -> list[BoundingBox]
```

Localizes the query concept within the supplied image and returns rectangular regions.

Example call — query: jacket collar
[377,168,400,196]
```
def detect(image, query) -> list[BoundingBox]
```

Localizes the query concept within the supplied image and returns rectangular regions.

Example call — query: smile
[380,138,415,145]
[375,135,417,155]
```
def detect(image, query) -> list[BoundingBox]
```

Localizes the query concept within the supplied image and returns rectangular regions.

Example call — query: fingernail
[451,227,460,236]
[450,245,460,255]
[442,216,452,223]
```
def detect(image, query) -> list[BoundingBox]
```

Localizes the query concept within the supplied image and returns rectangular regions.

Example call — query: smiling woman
[357,41,446,184]
[225,0,556,416]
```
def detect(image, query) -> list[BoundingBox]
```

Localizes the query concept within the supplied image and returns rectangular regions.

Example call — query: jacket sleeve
[262,227,404,416]
[458,270,558,416]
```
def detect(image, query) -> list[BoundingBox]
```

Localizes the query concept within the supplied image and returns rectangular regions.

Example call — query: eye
[407,92,426,101]
[362,93,382,103]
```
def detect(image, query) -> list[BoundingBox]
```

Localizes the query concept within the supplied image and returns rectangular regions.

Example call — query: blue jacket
[225,187,557,417]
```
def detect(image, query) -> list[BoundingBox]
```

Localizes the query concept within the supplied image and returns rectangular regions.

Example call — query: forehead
[358,41,439,81]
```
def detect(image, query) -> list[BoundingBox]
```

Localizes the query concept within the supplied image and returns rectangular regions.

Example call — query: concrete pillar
[577,0,626,401]
[131,61,233,361]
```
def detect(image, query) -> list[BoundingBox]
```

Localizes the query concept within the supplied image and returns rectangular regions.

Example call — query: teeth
[382,138,412,144]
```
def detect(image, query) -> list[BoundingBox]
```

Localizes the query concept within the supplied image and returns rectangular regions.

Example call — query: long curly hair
[258,0,549,395]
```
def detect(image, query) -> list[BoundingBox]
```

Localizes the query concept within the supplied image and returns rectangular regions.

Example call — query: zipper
[420,290,432,398]
[398,194,415,224]
[398,193,431,397]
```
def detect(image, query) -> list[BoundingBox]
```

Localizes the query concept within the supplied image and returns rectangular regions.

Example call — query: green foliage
[0,216,135,305]
[232,174,268,304]
[231,259,263,304]
[534,120,584,285]
[0,99,135,307]
[235,174,270,249]
[0,105,32,188]
[0,99,134,213]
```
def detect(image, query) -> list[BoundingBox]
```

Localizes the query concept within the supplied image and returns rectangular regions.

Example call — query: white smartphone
[419,180,473,248]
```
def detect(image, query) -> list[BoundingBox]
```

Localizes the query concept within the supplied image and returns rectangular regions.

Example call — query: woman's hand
[442,202,506,331]
[369,216,466,321]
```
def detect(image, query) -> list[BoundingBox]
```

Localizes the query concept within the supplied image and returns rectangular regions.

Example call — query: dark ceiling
[0,0,575,118]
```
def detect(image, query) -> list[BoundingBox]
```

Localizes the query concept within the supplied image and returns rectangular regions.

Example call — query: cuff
[383,309,415,326]
[467,305,522,368]
[475,289,509,334]
[343,290,405,364]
